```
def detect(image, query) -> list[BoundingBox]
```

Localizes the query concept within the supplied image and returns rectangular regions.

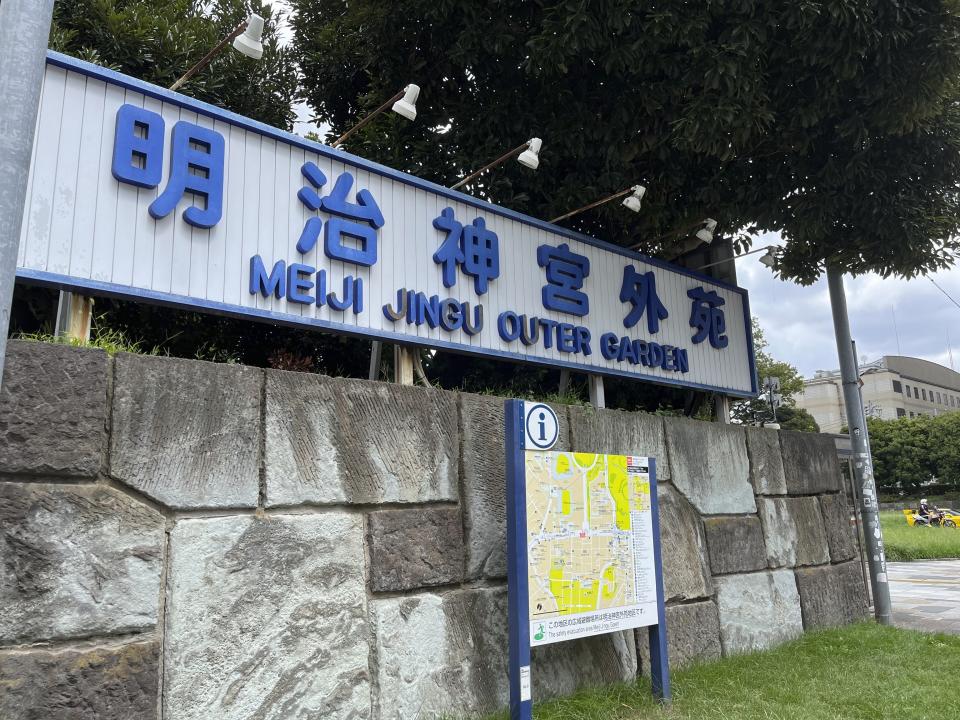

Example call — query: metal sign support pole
[646,457,671,701]
[0,0,57,383]
[505,399,532,720]
[827,266,891,623]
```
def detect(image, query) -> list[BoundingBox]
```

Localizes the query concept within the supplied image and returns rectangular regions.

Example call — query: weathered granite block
[795,561,867,629]
[0,482,163,645]
[663,417,756,514]
[659,484,712,601]
[164,513,370,720]
[638,600,721,672]
[819,494,858,563]
[265,372,458,506]
[745,428,786,495]
[371,587,635,719]
[0,640,159,720]
[367,506,464,591]
[715,569,803,654]
[704,515,767,575]
[781,430,841,495]
[0,341,107,478]
[461,393,569,579]
[111,353,261,508]
[568,406,670,478]
[757,497,830,568]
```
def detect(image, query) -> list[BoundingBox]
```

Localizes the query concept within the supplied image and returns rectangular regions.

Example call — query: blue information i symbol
[524,403,558,451]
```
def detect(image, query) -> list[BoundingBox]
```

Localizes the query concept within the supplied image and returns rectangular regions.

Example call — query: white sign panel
[18,53,757,396]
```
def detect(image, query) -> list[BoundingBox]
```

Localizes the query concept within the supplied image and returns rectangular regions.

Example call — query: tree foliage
[731,318,809,427]
[868,413,960,494]
[292,0,960,283]
[50,0,299,129]
[775,405,820,434]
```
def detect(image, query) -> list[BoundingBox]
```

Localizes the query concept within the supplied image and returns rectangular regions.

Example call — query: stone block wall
[0,342,868,719]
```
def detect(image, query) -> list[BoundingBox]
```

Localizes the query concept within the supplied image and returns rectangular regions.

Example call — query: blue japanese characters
[621,266,669,333]
[112,104,224,228]
[537,243,590,316]
[296,162,384,266]
[687,287,729,349]
[108,101,736,384]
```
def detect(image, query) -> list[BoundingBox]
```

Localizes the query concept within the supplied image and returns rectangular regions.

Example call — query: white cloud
[735,234,960,377]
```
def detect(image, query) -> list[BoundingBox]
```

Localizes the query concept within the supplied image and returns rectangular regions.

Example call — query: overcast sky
[735,233,960,378]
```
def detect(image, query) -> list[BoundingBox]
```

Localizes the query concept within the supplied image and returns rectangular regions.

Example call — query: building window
[953,396,957,407]
[937,392,942,404]
[910,411,915,417]
[914,387,920,399]
[922,388,927,401]
[897,408,906,418]
[893,380,903,393]
[904,383,910,395]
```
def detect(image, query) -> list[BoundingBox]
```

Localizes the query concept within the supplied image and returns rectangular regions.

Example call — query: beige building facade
[796,356,960,433]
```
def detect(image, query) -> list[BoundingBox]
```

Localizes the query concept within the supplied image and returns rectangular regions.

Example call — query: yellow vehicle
[903,507,959,528]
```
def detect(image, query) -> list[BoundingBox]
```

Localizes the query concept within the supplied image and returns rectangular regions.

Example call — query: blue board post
[646,457,671,702]
[505,399,532,720]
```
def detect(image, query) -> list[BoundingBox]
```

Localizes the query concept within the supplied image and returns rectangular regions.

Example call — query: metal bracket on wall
[393,345,415,386]
[55,290,94,342]
[369,340,382,381]
[714,395,731,424]
[588,374,605,410]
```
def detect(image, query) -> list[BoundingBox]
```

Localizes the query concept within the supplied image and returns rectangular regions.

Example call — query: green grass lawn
[880,510,960,561]
[481,623,960,720]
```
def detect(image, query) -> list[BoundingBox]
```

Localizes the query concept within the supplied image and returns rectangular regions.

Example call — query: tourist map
[526,452,659,646]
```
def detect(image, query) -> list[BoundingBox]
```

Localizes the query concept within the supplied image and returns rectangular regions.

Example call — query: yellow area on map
[526,451,653,619]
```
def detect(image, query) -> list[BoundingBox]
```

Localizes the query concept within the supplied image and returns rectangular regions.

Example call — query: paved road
[888,559,960,634]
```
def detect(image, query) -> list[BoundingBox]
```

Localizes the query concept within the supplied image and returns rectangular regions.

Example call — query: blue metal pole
[646,457,671,701]
[505,399,532,720]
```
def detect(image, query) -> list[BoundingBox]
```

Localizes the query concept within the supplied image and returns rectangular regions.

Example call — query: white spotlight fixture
[391,84,420,121]
[693,244,780,272]
[759,246,778,268]
[332,82,420,147]
[517,138,542,170]
[696,218,718,244]
[549,183,647,224]
[621,185,646,213]
[232,14,265,60]
[170,13,264,90]
[451,137,545,190]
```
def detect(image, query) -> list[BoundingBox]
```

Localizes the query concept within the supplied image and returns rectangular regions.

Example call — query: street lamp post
[827,265,892,624]
[0,0,57,384]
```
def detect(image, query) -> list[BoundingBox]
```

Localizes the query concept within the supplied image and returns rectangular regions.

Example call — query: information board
[526,451,658,646]
[505,400,670,720]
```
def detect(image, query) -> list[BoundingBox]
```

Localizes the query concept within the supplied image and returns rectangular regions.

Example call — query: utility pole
[827,266,892,624]
[0,0,57,383]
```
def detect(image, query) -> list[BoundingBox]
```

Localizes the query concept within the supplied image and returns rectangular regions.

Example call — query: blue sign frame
[19,52,758,400]
[505,399,670,718]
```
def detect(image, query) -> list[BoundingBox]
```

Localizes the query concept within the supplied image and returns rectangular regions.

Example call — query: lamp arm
[549,187,634,224]
[169,19,248,91]
[450,142,529,190]
[331,89,405,148]
[694,244,773,271]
